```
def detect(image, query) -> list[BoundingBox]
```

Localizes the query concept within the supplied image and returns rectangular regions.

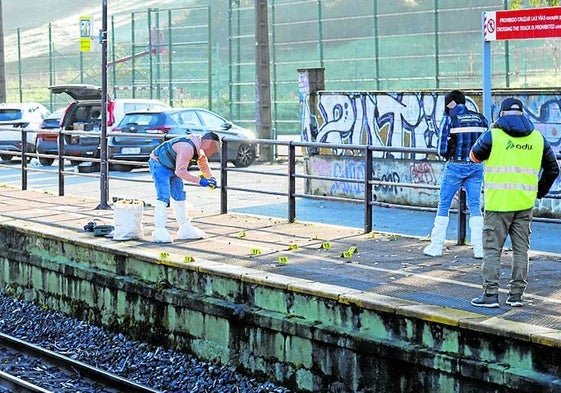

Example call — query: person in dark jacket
[469,98,560,308]
[424,90,488,258]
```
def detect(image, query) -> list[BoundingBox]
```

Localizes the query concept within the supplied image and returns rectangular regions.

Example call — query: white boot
[152,200,173,243]
[469,216,484,259]
[423,216,449,257]
[173,200,205,240]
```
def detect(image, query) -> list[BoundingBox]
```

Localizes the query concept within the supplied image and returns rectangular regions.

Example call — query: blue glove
[199,177,217,189]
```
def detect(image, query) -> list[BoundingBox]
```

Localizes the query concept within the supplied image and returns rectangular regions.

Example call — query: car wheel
[39,157,55,166]
[232,144,256,168]
[0,154,12,161]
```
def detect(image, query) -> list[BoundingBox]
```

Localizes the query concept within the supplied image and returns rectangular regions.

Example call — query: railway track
[0,331,160,393]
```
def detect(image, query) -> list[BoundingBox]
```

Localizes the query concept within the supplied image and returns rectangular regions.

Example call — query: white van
[0,102,50,161]
[47,85,170,166]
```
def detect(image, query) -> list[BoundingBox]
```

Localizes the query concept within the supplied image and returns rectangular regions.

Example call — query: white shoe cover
[177,223,205,240]
[152,228,173,243]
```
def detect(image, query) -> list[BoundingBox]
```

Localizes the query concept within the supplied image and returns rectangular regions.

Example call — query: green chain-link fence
[5,0,561,137]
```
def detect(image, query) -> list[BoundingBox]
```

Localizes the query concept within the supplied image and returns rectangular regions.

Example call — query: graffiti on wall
[302,91,561,196]
[302,91,561,155]
[308,155,444,206]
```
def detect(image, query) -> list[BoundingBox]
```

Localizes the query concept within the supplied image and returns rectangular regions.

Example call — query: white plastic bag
[112,199,144,241]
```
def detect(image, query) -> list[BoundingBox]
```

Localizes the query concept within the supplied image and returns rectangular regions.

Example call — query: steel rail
[0,331,161,393]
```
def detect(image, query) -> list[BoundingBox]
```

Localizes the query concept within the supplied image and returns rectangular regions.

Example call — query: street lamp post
[97,0,110,209]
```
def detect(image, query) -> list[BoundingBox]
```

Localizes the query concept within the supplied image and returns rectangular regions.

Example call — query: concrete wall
[307,155,561,217]
[2,222,561,392]
[301,90,561,216]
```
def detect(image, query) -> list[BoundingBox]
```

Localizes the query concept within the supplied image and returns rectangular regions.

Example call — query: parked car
[49,84,171,167]
[168,108,258,168]
[0,102,50,161]
[35,107,66,166]
[108,110,189,171]
[107,108,258,170]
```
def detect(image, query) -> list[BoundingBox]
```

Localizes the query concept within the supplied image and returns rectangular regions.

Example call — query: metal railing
[219,138,471,239]
[2,127,560,246]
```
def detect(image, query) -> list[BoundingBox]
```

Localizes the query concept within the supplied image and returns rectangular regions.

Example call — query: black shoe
[506,293,523,307]
[471,293,499,308]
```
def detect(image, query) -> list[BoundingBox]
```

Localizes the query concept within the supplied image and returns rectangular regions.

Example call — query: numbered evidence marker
[184,255,195,263]
[159,251,170,261]
[341,246,358,259]
[320,241,331,250]
[250,248,262,256]
[278,256,289,264]
[288,243,298,251]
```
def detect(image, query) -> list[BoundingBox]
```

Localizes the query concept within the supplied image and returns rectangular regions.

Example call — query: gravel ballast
[0,291,291,393]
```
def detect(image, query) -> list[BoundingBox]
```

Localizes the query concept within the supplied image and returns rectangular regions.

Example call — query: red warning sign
[484,7,561,41]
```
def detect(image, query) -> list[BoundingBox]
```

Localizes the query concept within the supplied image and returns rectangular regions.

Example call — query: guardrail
[219,138,472,240]
[1,127,559,245]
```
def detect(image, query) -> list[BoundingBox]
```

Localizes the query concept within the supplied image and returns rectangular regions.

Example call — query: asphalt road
[1,159,560,254]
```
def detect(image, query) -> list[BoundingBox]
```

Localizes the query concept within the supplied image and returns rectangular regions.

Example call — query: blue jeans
[436,161,483,217]
[149,158,186,205]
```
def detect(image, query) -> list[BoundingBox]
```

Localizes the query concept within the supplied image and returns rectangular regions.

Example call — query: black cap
[500,98,523,112]
[444,90,466,106]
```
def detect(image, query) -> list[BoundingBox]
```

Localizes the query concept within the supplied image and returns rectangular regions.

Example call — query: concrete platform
[2,188,561,328]
[2,188,561,392]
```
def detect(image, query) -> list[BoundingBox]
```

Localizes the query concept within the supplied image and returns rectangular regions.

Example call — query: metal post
[167,10,173,107]
[373,0,380,90]
[288,142,296,223]
[21,129,27,190]
[255,0,273,161]
[220,140,228,214]
[58,132,64,196]
[434,0,440,87]
[207,6,212,111]
[0,0,5,103]
[131,14,136,99]
[48,25,53,109]
[17,28,22,102]
[97,0,110,210]
[111,16,116,98]
[364,147,373,233]
[317,0,324,68]
[457,188,467,245]
[482,12,492,123]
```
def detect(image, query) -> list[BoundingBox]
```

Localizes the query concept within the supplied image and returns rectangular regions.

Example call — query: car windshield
[120,113,163,126]
[0,109,23,122]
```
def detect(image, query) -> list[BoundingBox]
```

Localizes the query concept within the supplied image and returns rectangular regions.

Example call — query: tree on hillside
[510,0,559,8]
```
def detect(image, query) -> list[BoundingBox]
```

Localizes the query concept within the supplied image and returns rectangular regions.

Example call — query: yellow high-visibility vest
[484,128,543,211]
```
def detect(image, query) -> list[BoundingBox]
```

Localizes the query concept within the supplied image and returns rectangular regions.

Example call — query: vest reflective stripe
[485,166,539,176]
[450,126,487,134]
[484,128,543,211]
[486,183,538,191]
